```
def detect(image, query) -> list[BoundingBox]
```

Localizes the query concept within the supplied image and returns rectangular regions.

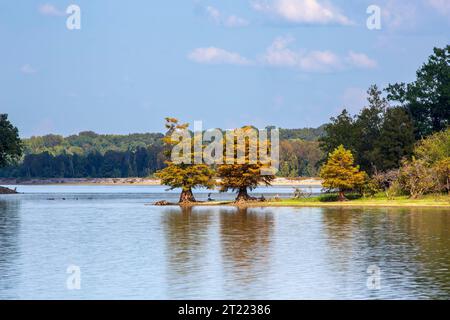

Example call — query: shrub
[433,157,450,194]
[397,158,437,198]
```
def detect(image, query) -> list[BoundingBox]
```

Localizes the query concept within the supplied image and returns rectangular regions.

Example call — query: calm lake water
[0,185,449,300]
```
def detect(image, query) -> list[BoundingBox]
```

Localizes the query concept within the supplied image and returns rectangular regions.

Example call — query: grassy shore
[180,194,450,208]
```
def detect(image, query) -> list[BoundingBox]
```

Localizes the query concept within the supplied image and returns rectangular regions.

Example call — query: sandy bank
[0,177,323,187]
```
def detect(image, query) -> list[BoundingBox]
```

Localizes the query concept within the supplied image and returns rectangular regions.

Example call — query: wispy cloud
[427,0,450,16]
[188,47,252,65]
[346,51,377,69]
[260,36,376,72]
[20,64,37,74]
[261,36,342,72]
[189,36,376,72]
[206,6,249,27]
[251,0,353,25]
[38,3,65,17]
[382,0,418,30]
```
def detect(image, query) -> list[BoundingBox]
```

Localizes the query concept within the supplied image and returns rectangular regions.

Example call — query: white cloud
[379,0,449,30]
[206,6,249,27]
[189,36,377,72]
[206,6,221,23]
[20,64,37,74]
[188,47,252,65]
[382,0,417,29]
[261,36,343,72]
[427,0,450,15]
[38,3,65,16]
[251,0,353,25]
[346,51,377,69]
[224,15,250,27]
[260,37,377,72]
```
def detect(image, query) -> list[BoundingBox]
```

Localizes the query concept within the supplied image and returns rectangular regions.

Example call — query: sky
[0,0,449,137]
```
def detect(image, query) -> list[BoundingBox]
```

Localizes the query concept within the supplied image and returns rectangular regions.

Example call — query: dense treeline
[279,126,325,141]
[0,128,325,178]
[23,131,164,156]
[0,131,166,178]
[0,147,166,178]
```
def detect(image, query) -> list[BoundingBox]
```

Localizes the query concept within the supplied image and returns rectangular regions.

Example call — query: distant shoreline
[0,177,323,187]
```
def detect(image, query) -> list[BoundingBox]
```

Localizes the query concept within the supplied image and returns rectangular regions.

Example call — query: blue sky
[1,0,449,137]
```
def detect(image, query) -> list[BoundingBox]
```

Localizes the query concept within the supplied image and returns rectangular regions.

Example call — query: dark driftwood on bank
[0,186,18,194]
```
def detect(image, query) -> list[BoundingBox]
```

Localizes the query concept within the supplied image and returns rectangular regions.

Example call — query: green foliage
[316,193,362,202]
[414,127,450,165]
[0,114,23,168]
[386,45,450,138]
[319,109,357,156]
[23,131,164,156]
[320,87,416,173]
[279,126,325,141]
[353,85,387,172]
[372,107,416,171]
[397,158,437,199]
[361,177,381,198]
[433,157,450,194]
[320,145,366,200]
[373,129,450,198]
[0,147,164,178]
[278,140,324,177]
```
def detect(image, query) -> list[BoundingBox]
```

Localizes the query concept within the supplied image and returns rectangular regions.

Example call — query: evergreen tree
[0,114,22,168]
[353,85,387,173]
[320,145,366,201]
[386,45,450,138]
[373,107,416,171]
[319,109,357,157]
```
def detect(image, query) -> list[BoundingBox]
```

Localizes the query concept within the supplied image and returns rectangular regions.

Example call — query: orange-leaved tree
[217,126,276,202]
[155,118,215,204]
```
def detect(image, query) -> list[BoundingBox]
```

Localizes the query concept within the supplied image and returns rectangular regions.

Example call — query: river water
[0,185,449,299]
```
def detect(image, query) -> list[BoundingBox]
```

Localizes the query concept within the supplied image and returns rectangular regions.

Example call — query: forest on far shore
[0,127,326,179]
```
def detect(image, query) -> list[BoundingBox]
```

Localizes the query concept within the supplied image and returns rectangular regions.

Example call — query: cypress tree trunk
[179,188,196,204]
[235,187,256,202]
[338,190,347,202]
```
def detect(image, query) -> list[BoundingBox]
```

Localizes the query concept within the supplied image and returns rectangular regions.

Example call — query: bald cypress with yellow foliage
[320,145,366,201]
[155,118,215,204]
[217,126,275,202]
